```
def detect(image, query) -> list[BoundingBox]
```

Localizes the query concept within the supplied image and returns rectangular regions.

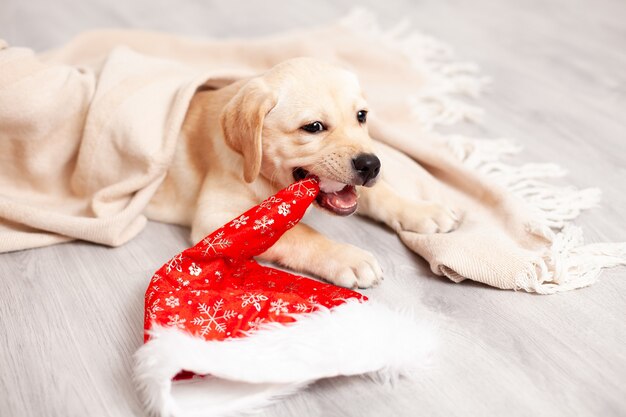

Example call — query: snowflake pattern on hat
[144,178,366,343]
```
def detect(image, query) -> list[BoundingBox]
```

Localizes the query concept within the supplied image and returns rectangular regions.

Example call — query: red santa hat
[134,177,436,417]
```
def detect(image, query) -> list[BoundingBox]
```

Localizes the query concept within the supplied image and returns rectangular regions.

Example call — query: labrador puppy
[146,58,459,289]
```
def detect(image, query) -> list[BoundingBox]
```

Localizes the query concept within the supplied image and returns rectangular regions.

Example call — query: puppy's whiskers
[319,160,350,184]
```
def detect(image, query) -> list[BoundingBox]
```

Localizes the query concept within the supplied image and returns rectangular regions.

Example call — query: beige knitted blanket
[1,11,624,293]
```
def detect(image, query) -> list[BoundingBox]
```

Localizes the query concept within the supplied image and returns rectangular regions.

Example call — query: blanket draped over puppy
[0,12,624,293]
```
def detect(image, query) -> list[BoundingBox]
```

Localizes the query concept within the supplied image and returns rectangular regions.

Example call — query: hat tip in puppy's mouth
[293,168,358,216]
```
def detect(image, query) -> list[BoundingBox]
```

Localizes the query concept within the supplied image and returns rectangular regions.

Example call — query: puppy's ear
[220,78,277,183]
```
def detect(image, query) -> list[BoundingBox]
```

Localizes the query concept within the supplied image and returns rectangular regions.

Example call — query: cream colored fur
[146,58,459,289]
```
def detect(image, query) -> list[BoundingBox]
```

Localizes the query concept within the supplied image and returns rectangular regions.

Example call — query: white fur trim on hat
[134,300,437,417]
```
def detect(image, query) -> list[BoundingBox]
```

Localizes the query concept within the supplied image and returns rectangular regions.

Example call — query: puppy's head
[221,57,380,216]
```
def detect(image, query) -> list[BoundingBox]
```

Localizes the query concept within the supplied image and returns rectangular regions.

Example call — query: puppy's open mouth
[293,168,357,216]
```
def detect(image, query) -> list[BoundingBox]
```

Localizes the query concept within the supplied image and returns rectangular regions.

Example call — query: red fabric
[143,178,366,343]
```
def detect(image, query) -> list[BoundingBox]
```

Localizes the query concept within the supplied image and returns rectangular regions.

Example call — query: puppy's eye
[301,121,325,133]
[357,110,368,124]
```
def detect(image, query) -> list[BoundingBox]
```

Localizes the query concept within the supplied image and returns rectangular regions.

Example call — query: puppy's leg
[259,223,383,289]
[358,180,460,234]
[191,182,382,289]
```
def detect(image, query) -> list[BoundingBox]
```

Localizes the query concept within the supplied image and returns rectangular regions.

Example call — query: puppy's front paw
[324,244,383,289]
[394,202,461,234]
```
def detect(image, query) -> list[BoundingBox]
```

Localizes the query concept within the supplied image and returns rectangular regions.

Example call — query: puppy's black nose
[352,153,381,185]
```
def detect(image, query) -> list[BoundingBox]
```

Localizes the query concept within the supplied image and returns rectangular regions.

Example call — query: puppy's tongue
[316,184,358,216]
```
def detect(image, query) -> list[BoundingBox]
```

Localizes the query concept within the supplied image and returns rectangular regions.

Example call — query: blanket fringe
[342,9,625,293]
[340,9,488,130]
[443,135,623,293]
[446,135,603,229]
[518,225,626,294]
[443,135,624,293]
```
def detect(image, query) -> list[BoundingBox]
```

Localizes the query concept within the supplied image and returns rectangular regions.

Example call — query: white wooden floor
[1,1,625,416]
